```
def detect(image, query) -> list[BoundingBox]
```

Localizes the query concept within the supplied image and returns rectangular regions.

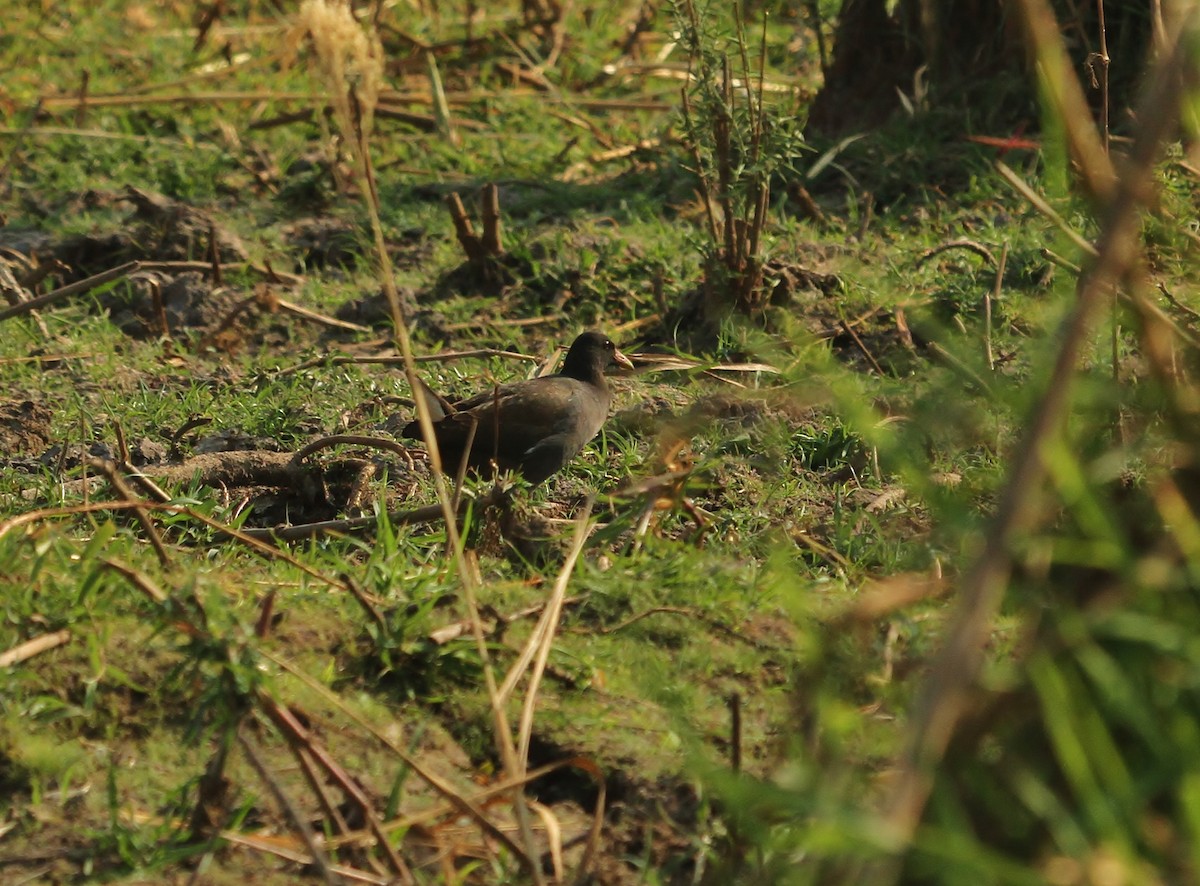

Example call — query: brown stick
[264,648,534,865]
[136,260,304,285]
[274,297,370,333]
[0,261,140,322]
[986,242,1008,371]
[728,692,742,772]
[480,182,503,255]
[293,434,415,464]
[89,458,172,567]
[0,630,72,668]
[274,348,539,378]
[445,192,485,261]
[237,495,503,544]
[238,731,338,886]
[74,71,90,128]
[839,318,885,375]
[257,697,415,883]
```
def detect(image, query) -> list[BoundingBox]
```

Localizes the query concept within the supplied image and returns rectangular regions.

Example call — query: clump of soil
[0,399,53,456]
[53,186,248,282]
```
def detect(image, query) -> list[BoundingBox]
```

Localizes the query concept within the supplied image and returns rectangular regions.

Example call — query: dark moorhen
[402,331,633,485]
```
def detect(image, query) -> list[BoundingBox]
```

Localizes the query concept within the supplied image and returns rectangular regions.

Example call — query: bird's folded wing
[413,376,456,421]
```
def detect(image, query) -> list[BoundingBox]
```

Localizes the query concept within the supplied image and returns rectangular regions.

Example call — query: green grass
[2,0,1199,883]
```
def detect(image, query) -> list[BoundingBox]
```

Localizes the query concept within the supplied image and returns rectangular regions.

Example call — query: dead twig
[275,348,539,379]
[442,315,563,332]
[88,458,172,567]
[728,693,742,772]
[217,831,389,884]
[0,630,72,668]
[239,503,447,543]
[0,261,140,323]
[262,648,533,864]
[240,487,514,544]
[445,192,486,261]
[275,297,371,333]
[257,696,415,883]
[915,238,998,268]
[136,260,305,285]
[1157,281,1200,325]
[839,318,886,375]
[237,730,338,886]
[985,242,1008,371]
[428,596,587,645]
[293,434,415,465]
[996,162,1098,257]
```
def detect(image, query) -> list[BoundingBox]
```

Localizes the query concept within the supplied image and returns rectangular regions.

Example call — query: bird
[401,331,633,485]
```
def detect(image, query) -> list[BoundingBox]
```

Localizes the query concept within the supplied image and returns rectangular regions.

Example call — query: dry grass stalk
[511,501,594,762]
[291,4,543,875]
[868,6,1200,880]
[425,50,459,146]
[237,731,339,886]
[259,695,416,883]
[262,647,534,862]
[995,161,1097,256]
[88,458,171,566]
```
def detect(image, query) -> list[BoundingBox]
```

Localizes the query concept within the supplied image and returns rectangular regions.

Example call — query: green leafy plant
[675,0,809,319]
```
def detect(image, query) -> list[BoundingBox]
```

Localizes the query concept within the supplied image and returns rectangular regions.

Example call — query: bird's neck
[560,360,605,387]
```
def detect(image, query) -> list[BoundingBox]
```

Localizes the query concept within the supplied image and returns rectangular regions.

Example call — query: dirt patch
[52,187,248,281]
[0,399,53,456]
[281,215,364,270]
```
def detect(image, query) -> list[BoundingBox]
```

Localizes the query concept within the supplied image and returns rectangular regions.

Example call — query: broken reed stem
[870,11,1196,881]
[262,648,533,862]
[986,242,1007,371]
[445,191,486,260]
[1095,0,1110,155]
[480,182,503,255]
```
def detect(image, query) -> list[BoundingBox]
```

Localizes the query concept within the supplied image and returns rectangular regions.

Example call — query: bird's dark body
[401,331,631,485]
